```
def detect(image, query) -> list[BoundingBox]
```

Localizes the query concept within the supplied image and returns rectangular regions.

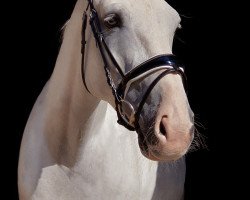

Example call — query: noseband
[81,0,186,131]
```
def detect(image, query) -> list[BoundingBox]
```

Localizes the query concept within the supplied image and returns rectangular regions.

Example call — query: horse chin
[140,147,187,162]
[138,137,189,162]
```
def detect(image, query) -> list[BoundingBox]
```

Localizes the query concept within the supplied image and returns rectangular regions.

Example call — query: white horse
[18,0,194,199]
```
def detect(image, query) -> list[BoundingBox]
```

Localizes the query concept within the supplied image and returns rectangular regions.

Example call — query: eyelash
[103,14,121,29]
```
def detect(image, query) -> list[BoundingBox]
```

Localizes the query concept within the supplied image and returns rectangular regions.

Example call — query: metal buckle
[117,100,136,127]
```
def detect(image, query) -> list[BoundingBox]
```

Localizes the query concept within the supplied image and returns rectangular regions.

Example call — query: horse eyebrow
[100,2,130,17]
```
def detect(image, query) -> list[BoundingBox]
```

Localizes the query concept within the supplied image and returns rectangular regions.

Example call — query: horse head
[82,0,194,162]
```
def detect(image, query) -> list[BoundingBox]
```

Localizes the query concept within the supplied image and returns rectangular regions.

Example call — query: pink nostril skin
[158,115,193,141]
[146,115,194,161]
[159,116,168,136]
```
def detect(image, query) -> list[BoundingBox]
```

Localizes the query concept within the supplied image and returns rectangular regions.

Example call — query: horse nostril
[160,121,167,136]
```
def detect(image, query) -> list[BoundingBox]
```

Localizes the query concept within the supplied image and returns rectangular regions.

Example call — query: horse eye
[104,14,121,28]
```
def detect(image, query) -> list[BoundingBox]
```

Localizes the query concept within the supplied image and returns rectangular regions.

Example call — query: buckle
[117,100,136,128]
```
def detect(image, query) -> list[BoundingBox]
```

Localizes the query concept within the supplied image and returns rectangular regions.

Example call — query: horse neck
[41,0,106,165]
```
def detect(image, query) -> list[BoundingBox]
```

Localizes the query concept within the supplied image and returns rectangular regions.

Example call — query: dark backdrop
[4,0,217,199]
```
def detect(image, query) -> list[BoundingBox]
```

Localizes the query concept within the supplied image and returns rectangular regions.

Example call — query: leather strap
[117,55,185,97]
[81,11,91,94]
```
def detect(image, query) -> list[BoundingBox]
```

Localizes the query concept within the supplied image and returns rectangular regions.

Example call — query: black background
[3,0,227,199]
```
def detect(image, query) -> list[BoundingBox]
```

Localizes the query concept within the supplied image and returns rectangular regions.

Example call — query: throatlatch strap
[81,11,91,94]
